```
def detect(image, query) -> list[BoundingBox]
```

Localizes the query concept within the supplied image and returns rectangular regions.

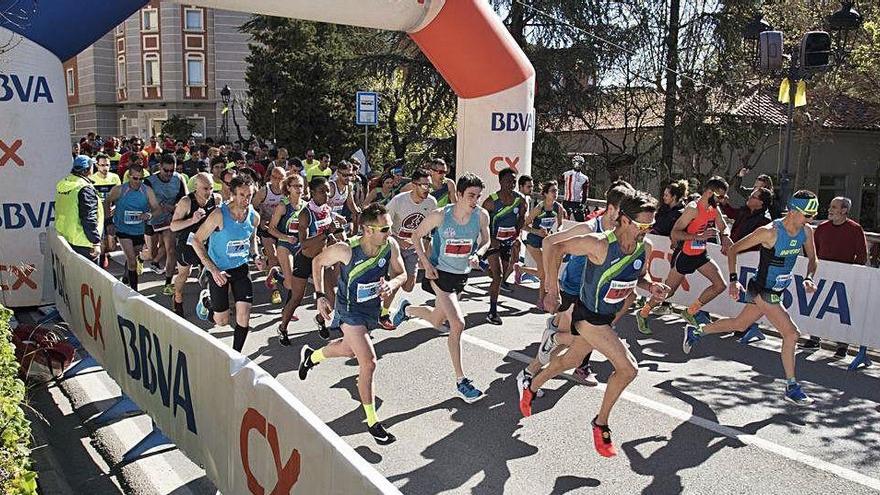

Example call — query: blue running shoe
[683,325,702,354]
[195,288,211,321]
[456,378,484,403]
[392,299,411,327]
[784,382,814,406]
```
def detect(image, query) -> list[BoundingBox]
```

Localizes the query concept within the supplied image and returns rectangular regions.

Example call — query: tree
[160,114,196,141]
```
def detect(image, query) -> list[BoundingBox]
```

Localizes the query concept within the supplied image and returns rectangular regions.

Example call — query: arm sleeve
[78,186,102,244]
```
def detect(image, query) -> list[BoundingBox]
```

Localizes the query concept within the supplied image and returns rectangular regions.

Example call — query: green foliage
[0,306,36,495]
[160,115,196,142]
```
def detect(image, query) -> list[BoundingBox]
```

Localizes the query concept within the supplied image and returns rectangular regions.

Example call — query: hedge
[0,306,36,495]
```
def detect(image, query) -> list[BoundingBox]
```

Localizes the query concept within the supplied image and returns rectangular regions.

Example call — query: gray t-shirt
[386,191,437,250]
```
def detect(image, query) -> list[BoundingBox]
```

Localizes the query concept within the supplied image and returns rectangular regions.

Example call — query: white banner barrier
[559,220,880,348]
[47,228,400,495]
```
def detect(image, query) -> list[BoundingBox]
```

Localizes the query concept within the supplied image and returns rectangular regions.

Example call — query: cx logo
[0,139,23,167]
[240,408,301,495]
[490,156,519,175]
[80,284,105,350]
[0,263,36,291]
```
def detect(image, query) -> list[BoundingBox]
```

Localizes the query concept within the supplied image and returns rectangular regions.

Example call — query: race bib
[497,226,517,241]
[314,215,332,232]
[123,210,142,225]
[603,279,637,304]
[397,228,413,240]
[687,239,707,250]
[225,239,249,258]
[772,273,793,291]
[539,216,556,230]
[285,217,299,234]
[331,204,344,214]
[186,232,196,246]
[356,281,381,302]
[443,238,473,258]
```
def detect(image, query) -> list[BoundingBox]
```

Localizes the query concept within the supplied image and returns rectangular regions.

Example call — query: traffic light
[800,31,832,70]
[759,31,783,72]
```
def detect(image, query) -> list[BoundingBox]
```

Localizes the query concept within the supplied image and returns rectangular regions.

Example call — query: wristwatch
[315,291,326,300]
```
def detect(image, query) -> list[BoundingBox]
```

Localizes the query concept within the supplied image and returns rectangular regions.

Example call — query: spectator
[730,168,782,219]
[652,179,689,236]
[54,155,104,264]
[719,187,773,245]
[803,196,868,355]
[561,155,590,221]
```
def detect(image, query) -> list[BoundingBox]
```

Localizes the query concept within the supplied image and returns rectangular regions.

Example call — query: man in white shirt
[562,156,590,221]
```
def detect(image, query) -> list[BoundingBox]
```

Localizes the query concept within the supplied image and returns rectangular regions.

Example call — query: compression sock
[233,324,249,352]
[128,270,138,291]
[363,403,378,427]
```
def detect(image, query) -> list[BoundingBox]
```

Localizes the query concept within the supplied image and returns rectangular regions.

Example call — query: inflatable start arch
[0,0,535,307]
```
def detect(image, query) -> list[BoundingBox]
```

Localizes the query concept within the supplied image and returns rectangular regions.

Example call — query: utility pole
[660,0,681,178]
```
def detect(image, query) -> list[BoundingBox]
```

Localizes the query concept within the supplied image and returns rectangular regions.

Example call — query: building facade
[64,1,251,141]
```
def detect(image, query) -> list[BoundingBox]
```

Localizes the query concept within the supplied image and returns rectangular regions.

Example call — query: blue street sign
[356,91,378,126]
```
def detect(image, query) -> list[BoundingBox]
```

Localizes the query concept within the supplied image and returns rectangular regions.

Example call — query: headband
[788,197,818,216]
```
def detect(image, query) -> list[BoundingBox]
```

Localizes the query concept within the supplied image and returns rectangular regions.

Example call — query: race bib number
[225,239,249,258]
[123,210,142,225]
[356,281,382,302]
[603,279,637,304]
[497,226,517,241]
[331,204,344,214]
[687,239,707,251]
[314,215,332,232]
[539,217,556,230]
[443,238,473,258]
[772,273,793,291]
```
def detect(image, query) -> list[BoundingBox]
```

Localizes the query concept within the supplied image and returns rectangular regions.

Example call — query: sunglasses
[624,214,654,232]
[130,176,143,181]
[161,168,174,173]
[367,225,391,233]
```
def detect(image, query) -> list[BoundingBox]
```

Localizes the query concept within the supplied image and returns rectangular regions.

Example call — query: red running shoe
[591,417,617,457]
[265,266,279,289]
[519,386,535,417]
[378,313,396,330]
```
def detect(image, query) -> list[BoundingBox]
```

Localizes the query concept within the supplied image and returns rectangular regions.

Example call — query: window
[142,8,158,31]
[185,54,204,86]
[117,56,126,89]
[69,114,76,134]
[144,54,160,86]
[65,68,75,96]
[184,8,203,31]
[116,22,125,36]
[817,174,847,220]
[861,176,878,231]
[119,117,127,137]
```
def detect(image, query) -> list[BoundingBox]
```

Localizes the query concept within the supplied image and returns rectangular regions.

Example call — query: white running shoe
[537,318,558,365]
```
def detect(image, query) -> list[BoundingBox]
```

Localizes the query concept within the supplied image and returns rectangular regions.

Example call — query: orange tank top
[682,200,716,255]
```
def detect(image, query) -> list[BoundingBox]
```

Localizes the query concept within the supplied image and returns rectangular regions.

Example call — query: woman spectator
[652,180,688,236]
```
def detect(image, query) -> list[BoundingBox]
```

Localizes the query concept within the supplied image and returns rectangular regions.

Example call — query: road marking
[461,332,880,492]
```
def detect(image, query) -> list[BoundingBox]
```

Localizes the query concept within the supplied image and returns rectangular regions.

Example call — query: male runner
[520,190,668,457]
[327,160,361,231]
[381,168,437,329]
[482,168,526,325]
[392,174,490,402]
[90,152,121,267]
[637,176,732,334]
[145,154,187,295]
[298,203,407,445]
[253,166,287,304]
[191,176,260,352]
[416,158,456,207]
[170,172,221,317]
[683,190,819,405]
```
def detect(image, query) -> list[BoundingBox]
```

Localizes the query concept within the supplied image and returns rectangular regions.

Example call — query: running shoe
[121,274,129,285]
[173,301,184,317]
[537,319,557,365]
[835,345,848,358]
[195,289,211,321]
[277,326,291,346]
[378,313,396,330]
[636,312,652,336]
[683,325,702,354]
[392,299,411,327]
[679,308,698,327]
[265,266,280,289]
[368,422,396,445]
[197,266,210,289]
[516,369,531,402]
[151,261,165,275]
[799,338,820,349]
[486,313,502,325]
[571,365,598,386]
[136,257,144,276]
[519,385,535,417]
[298,345,315,380]
[162,284,174,296]
[456,378,484,403]
[591,417,617,457]
[784,382,814,406]
[315,315,330,340]
[271,289,282,305]
[500,281,513,293]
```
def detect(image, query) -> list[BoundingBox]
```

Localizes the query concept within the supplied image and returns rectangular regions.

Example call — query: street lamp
[220,84,231,144]
[744,3,862,207]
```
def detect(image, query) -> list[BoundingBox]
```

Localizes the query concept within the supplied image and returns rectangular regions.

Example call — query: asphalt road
[129,260,880,495]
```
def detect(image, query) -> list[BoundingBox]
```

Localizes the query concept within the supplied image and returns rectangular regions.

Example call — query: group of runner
[91,150,823,453]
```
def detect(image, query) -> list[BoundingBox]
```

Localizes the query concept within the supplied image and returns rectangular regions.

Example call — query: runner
[683,190,820,405]
[482,168,526,325]
[145,154,188,295]
[382,169,437,329]
[637,176,732,334]
[327,160,361,232]
[267,173,308,344]
[191,176,260,352]
[520,190,668,457]
[426,158,457,207]
[522,181,567,311]
[519,181,634,391]
[364,173,395,206]
[297,203,407,445]
[90,152,121,268]
[391,173,491,402]
[169,172,221,317]
[253,166,287,304]
[104,164,161,292]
